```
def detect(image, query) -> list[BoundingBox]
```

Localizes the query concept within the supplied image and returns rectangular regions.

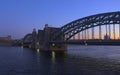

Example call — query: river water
[68,45,120,62]
[0,45,120,75]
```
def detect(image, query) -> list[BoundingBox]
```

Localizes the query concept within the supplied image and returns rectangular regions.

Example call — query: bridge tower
[37,24,67,51]
[31,28,37,49]
[43,24,51,50]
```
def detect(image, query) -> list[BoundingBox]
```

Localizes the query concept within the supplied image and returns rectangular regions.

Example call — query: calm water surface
[0,45,120,75]
[68,45,120,62]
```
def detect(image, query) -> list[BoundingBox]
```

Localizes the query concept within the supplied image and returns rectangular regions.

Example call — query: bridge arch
[53,11,120,40]
[23,33,32,43]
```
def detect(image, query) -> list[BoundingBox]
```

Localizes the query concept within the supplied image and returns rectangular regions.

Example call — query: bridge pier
[38,24,66,51]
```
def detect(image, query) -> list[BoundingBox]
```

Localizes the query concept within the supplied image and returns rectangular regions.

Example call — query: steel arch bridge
[52,11,120,41]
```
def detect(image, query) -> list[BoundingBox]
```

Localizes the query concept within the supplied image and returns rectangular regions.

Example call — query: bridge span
[22,11,120,51]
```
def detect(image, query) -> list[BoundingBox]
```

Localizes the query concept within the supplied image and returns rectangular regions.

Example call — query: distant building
[0,35,12,46]
[0,35,12,42]
[104,34,110,40]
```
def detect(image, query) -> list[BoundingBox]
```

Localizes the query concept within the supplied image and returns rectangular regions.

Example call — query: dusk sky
[0,0,120,39]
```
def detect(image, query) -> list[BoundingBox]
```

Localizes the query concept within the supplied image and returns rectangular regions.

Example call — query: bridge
[22,11,120,51]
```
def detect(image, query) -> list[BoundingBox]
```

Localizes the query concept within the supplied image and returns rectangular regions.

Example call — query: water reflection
[1,46,120,75]
[37,48,40,53]
[51,51,55,59]
[51,51,56,65]
[21,46,23,48]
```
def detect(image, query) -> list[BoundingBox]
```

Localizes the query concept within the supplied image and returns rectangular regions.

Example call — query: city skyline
[0,0,120,39]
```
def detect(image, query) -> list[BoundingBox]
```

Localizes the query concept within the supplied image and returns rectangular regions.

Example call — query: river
[0,45,120,75]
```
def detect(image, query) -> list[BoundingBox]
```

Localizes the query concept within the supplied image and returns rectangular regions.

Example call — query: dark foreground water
[0,46,120,75]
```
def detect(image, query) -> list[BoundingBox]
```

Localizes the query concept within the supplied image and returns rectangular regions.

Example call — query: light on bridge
[52,43,55,47]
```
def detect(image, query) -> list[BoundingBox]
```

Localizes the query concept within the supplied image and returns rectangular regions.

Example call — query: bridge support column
[119,24,120,39]
[78,32,80,40]
[85,30,86,40]
[99,25,101,39]
[87,29,89,40]
[109,24,111,39]
[113,24,115,40]
[82,31,83,40]
[106,24,108,35]
[92,27,94,39]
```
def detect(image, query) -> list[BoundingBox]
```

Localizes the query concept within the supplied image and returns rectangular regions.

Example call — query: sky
[0,0,120,39]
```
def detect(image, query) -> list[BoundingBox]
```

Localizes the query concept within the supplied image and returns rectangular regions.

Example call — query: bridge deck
[50,40,120,45]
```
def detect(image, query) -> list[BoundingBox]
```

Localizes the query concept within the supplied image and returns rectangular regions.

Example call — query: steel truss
[53,11,120,40]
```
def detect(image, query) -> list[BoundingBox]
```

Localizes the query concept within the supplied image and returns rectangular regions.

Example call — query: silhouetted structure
[104,34,110,40]
[23,11,120,51]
